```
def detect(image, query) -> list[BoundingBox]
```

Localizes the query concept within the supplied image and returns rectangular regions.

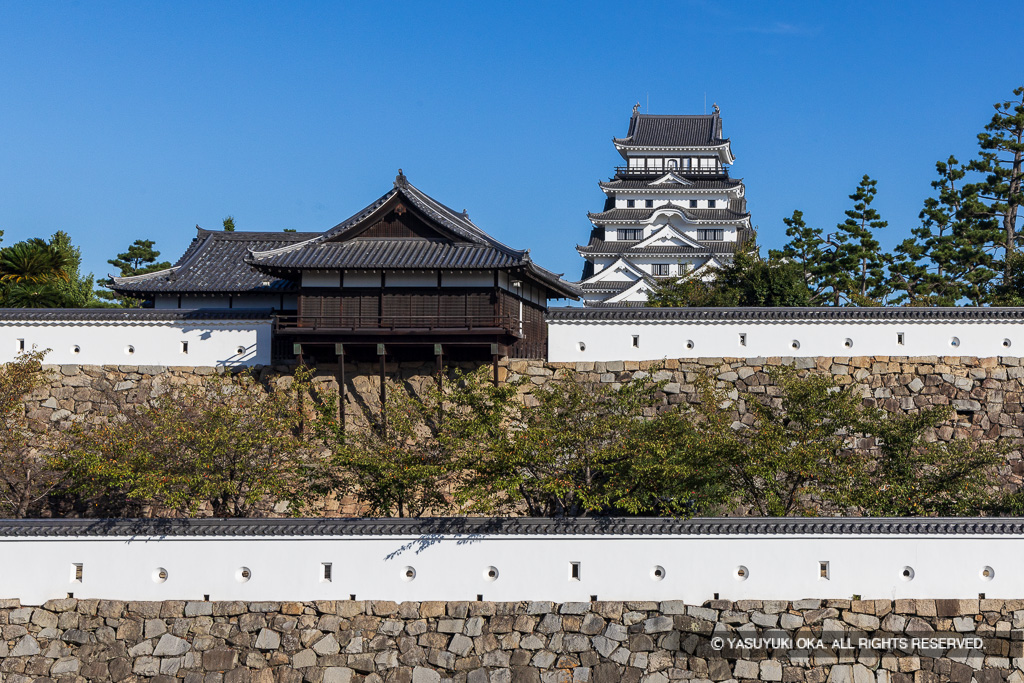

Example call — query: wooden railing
[275,314,520,334]
[614,166,727,177]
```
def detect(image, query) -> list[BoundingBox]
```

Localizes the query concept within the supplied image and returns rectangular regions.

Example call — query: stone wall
[27,355,1024,471]
[0,597,1021,682]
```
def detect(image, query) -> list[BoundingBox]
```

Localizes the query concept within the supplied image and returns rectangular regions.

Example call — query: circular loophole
[981,566,995,581]
[236,346,246,355]
[71,345,81,355]
[950,337,960,348]
[402,566,416,581]
[650,565,666,581]
[124,345,135,355]
[843,338,853,349]
[1004,339,1012,348]
[483,566,499,582]
[578,342,586,352]
[901,566,915,581]
[735,565,749,581]
[685,340,694,350]
[235,567,251,583]
[791,340,800,350]
[152,568,168,583]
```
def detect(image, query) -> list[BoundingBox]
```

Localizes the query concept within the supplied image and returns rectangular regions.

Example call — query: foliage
[773,86,1022,307]
[223,216,236,232]
[97,239,172,305]
[689,366,1007,516]
[57,371,314,517]
[888,157,999,306]
[455,370,727,517]
[650,240,812,308]
[0,349,65,517]
[309,367,515,517]
[843,406,1002,516]
[832,175,891,303]
[771,210,830,304]
[691,367,862,516]
[969,87,1024,279]
[0,232,99,308]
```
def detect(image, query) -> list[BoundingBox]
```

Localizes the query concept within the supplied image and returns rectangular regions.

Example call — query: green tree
[650,240,811,308]
[843,406,1002,516]
[223,216,236,232]
[888,157,999,306]
[97,239,172,304]
[0,232,98,308]
[0,350,65,517]
[309,367,521,517]
[455,370,725,517]
[832,175,891,304]
[969,87,1024,301]
[58,371,315,517]
[692,366,862,516]
[771,210,832,304]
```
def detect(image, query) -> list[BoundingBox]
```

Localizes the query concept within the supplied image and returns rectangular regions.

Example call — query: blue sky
[0,1,1020,289]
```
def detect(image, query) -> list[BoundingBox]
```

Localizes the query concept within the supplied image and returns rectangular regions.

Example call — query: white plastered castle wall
[0,532,1014,604]
[548,317,1024,362]
[0,319,272,366]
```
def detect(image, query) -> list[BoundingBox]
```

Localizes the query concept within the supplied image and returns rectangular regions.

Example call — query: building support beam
[378,343,387,433]
[335,343,345,434]
[435,343,444,421]
[491,343,500,387]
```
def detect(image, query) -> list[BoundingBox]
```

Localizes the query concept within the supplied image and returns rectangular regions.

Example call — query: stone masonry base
[0,597,1020,682]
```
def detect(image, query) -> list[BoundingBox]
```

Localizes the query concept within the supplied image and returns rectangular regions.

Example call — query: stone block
[204,648,240,671]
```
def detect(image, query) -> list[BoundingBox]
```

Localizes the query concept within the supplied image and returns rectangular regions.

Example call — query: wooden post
[491,343,500,387]
[435,343,444,421]
[335,343,345,434]
[293,343,305,435]
[377,343,387,432]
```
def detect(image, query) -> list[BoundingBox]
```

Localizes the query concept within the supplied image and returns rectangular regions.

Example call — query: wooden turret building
[576,106,754,305]
[111,172,578,361]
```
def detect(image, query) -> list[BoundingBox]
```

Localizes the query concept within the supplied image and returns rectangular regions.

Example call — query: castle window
[626,199,635,208]
[617,228,642,241]
[708,200,717,208]
[689,200,698,208]
[652,264,670,276]
[645,199,654,208]
[698,229,724,241]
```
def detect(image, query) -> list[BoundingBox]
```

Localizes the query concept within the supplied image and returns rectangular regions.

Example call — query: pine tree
[889,157,999,306]
[223,216,236,232]
[966,86,1024,300]
[97,239,172,305]
[771,210,831,304]
[831,175,891,304]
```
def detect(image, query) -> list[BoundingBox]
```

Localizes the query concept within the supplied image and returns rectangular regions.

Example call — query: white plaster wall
[441,272,493,287]
[386,272,436,287]
[0,321,272,366]
[302,272,341,288]
[548,319,1024,362]
[0,533,1015,604]
[155,296,233,309]
[345,271,381,287]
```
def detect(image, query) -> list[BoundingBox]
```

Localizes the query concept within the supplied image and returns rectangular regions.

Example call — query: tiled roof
[614,114,726,148]
[1,517,1022,537]
[599,178,742,191]
[111,230,319,295]
[547,306,1024,322]
[248,241,520,270]
[247,175,580,299]
[587,205,750,224]
[579,281,634,292]
[0,308,273,322]
[576,237,743,256]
